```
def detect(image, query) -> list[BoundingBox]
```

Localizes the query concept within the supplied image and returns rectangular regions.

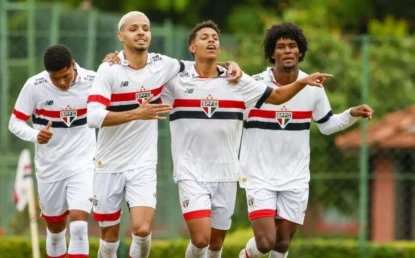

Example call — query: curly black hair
[263,22,308,64]
[188,20,221,46]
[43,44,73,72]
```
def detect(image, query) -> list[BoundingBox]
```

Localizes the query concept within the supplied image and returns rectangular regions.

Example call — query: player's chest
[112,69,165,93]
[174,80,240,101]
[35,84,90,110]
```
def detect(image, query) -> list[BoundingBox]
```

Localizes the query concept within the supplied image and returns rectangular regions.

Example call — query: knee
[132,221,152,237]
[191,236,210,249]
[101,226,120,243]
[256,234,275,254]
[69,221,88,240]
[275,239,291,253]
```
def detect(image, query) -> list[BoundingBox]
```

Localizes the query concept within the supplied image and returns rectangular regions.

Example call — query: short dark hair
[188,20,221,46]
[43,45,73,71]
[263,22,308,64]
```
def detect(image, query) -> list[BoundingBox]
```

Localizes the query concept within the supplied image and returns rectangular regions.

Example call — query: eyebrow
[50,72,70,80]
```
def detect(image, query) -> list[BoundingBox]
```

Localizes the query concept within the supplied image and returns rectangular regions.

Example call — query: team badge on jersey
[136,86,151,105]
[201,95,218,118]
[60,105,77,127]
[276,106,292,129]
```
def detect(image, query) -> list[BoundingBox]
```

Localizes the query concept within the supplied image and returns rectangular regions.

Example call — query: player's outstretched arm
[265,72,333,105]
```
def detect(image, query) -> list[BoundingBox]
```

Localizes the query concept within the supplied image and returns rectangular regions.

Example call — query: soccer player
[238,22,374,258]
[86,12,242,258]
[160,20,332,258]
[9,44,96,258]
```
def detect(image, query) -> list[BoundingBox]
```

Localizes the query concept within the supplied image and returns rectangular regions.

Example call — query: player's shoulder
[251,69,269,82]
[26,70,49,87]
[149,52,176,65]
[238,72,259,86]
[76,64,96,83]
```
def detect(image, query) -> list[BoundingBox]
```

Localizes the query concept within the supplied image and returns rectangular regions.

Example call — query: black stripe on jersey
[32,116,87,128]
[107,99,160,112]
[255,86,274,109]
[244,121,311,131]
[170,111,243,121]
[315,110,333,124]
[178,61,185,73]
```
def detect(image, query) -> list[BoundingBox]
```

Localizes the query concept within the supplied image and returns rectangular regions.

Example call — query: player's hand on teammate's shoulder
[102,51,121,65]
[37,121,53,144]
[299,72,333,87]
[225,61,242,83]
[130,95,173,120]
[350,104,374,119]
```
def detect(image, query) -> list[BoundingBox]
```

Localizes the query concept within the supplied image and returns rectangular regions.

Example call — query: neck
[123,47,148,69]
[273,66,299,86]
[194,58,218,78]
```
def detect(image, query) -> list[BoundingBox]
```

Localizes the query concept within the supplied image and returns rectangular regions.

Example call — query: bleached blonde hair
[118,11,150,31]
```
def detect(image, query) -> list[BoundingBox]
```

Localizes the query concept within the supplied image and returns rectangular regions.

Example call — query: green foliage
[3,233,415,258]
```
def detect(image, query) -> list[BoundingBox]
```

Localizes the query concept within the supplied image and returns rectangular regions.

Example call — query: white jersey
[239,68,334,190]
[87,51,185,173]
[161,65,273,182]
[9,63,96,182]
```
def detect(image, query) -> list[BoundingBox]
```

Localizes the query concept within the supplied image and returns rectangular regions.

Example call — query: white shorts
[37,170,93,222]
[92,166,157,226]
[178,180,237,230]
[245,188,309,225]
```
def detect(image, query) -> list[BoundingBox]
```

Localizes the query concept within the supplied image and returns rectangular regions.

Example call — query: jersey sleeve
[160,54,185,82]
[160,80,176,106]
[87,63,113,128]
[238,73,273,109]
[312,87,333,123]
[9,80,39,143]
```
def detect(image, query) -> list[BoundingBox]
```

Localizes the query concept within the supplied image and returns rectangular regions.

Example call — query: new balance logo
[120,81,129,87]
[45,100,54,106]
[184,88,194,94]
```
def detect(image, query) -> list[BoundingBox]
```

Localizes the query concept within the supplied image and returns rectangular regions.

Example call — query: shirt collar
[190,64,228,79]
[118,50,151,69]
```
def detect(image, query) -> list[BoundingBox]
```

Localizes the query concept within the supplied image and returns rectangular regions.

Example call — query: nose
[283,46,291,53]
[58,79,66,86]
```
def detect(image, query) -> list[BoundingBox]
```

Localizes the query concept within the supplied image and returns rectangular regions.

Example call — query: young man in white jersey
[160,20,332,258]
[86,12,242,258]
[9,45,96,258]
[238,22,374,258]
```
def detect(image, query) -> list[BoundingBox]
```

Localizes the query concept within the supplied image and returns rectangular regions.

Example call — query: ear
[117,31,123,42]
[299,52,303,57]
[71,60,76,68]
[188,44,195,55]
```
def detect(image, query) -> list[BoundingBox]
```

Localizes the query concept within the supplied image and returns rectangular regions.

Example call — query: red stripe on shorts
[68,254,88,258]
[249,209,276,220]
[93,209,121,221]
[183,209,211,221]
[42,210,69,222]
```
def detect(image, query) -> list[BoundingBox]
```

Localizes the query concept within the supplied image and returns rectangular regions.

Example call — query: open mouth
[207,45,216,50]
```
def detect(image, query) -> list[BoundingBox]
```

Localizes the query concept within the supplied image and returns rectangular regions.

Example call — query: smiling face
[189,27,220,61]
[118,15,151,53]
[273,37,302,72]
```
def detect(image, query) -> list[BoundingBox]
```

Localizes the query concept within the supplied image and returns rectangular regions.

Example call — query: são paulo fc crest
[201,94,218,118]
[136,86,151,105]
[182,197,190,209]
[60,105,77,127]
[275,106,292,129]
[247,195,254,207]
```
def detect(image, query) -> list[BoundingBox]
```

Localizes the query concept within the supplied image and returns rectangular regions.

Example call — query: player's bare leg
[207,227,227,258]
[68,209,89,257]
[129,206,155,258]
[185,217,211,258]
[46,217,68,258]
[239,217,275,258]
[269,219,298,258]
[99,223,120,258]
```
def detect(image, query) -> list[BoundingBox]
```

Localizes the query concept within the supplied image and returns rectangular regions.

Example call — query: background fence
[1,1,415,257]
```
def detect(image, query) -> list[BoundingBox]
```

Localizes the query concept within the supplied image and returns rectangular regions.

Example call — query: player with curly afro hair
[238,23,373,258]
